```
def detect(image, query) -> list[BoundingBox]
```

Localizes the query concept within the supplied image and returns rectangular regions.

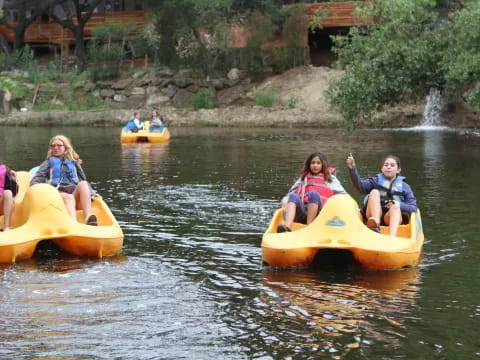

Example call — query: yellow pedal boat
[262,194,424,270]
[0,171,124,263]
[120,121,170,143]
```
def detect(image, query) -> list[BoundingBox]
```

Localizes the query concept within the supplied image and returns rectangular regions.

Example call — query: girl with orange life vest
[278,152,346,233]
[30,135,98,225]
[346,153,417,236]
[0,159,18,231]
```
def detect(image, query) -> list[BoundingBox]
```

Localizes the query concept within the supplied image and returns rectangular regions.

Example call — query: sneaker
[277,224,291,233]
[366,217,380,233]
[85,214,98,226]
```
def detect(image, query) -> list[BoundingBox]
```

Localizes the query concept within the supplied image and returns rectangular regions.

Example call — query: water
[422,88,444,126]
[1,126,480,359]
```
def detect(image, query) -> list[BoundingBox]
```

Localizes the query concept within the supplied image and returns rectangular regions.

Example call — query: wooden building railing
[0,11,147,46]
[305,1,374,28]
[0,3,373,49]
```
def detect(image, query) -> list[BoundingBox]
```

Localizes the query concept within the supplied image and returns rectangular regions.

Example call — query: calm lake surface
[0,126,479,359]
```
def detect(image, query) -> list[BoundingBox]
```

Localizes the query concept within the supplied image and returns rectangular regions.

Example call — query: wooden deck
[0,11,146,46]
[305,1,374,28]
[0,3,372,48]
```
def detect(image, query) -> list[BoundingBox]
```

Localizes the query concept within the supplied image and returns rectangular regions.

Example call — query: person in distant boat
[346,153,417,236]
[0,160,18,231]
[123,111,144,133]
[149,110,166,132]
[278,152,346,233]
[30,135,98,226]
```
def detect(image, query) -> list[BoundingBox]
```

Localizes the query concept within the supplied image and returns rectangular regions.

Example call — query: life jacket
[124,117,143,132]
[0,164,6,196]
[48,157,79,187]
[374,173,407,203]
[294,168,335,205]
[123,118,137,132]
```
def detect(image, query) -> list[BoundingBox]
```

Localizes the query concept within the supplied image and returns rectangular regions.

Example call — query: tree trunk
[13,24,27,51]
[73,28,87,70]
[0,33,11,55]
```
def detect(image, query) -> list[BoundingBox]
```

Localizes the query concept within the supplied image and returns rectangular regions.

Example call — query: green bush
[0,45,35,72]
[192,89,215,110]
[88,42,124,81]
[92,22,135,44]
[288,96,297,109]
[254,86,275,107]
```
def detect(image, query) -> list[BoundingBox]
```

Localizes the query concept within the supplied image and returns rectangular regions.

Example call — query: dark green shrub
[192,89,215,110]
[88,42,124,81]
[0,45,35,72]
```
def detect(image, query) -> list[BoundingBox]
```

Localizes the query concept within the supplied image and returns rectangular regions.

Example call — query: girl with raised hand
[346,153,417,236]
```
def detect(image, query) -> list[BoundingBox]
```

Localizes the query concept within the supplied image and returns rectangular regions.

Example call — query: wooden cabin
[0,11,146,47]
[0,1,373,67]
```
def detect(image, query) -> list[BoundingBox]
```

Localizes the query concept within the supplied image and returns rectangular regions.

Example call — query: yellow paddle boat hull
[120,121,170,143]
[0,172,124,263]
[262,194,424,270]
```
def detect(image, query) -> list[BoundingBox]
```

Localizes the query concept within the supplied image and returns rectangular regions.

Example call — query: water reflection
[121,143,169,175]
[258,267,420,356]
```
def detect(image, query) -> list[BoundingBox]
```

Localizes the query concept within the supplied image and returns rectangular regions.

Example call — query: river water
[0,126,479,359]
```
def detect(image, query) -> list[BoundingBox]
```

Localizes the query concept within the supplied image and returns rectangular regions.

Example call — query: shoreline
[1,104,477,129]
[0,105,423,128]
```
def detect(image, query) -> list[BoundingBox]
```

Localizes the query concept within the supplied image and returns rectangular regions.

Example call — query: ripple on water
[0,257,246,359]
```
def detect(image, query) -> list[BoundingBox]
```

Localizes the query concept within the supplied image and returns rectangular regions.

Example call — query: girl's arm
[76,162,98,197]
[329,175,347,194]
[134,118,144,129]
[287,178,301,194]
[400,183,417,213]
[30,161,50,185]
[75,162,87,182]
[347,166,375,194]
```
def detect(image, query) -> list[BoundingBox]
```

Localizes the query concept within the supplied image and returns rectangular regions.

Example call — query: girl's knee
[75,181,90,194]
[369,189,380,198]
[307,191,321,205]
[78,181,89,188]
[288,193,302,206]
[2,190,13,200]
[390,203,401,213]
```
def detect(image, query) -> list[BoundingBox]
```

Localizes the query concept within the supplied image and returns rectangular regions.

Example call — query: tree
[441,0,480,108]
[144,0,240,105]
[326,0,449,129]
[49,0,103,70]
[0,0,55,53]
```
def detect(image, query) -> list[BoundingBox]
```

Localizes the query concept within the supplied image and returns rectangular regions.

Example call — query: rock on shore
[1,66,477,128]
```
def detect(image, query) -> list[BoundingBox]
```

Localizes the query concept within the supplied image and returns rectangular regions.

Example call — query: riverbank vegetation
[327,0,480,129]
[0,0,310,114]
[0,0,479,129]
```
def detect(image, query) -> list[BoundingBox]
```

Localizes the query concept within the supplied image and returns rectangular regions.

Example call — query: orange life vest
[294,170,335,205]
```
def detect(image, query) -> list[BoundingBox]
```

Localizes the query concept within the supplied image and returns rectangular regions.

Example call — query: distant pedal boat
[120,121,170,143]
[0,172,124,263]
[261,194,424,270]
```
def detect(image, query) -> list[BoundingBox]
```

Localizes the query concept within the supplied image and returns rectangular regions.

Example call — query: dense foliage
[143,0,307,77]
[327,0,480,128]
[441,0,480,107]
